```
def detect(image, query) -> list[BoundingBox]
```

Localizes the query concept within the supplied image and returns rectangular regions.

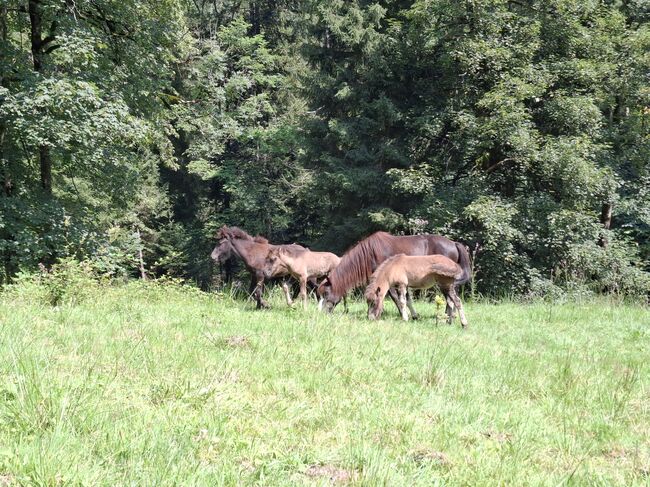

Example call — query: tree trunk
[598,202,613,248]
[28,0,53,195]
[0,123,11,197]
[136,228,147,280]
[249,1,260,35]
[0,5,11,196]
[39,145,52,193]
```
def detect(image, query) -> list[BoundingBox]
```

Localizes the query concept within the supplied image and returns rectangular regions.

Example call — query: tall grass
[0,280,648,485]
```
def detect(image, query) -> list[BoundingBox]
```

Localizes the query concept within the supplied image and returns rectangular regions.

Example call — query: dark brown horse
[211,226,310,309]
[318,231,471,315]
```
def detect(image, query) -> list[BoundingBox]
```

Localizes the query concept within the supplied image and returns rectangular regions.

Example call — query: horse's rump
[429,257,463,280]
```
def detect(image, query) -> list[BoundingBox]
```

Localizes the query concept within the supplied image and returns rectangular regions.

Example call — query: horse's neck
[229,238,262,268]
[279,252,297,269]
[372,270,390,293]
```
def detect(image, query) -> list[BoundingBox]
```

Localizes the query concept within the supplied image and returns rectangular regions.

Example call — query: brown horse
[318,231,471,316]
[263,247,340,308]
[211,226,307,309]
[365,254,468,327]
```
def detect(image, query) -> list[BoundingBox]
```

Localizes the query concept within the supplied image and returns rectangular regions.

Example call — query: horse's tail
[454,242,472,286]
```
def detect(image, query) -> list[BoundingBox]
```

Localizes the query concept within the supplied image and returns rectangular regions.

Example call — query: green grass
[0,281,648,486]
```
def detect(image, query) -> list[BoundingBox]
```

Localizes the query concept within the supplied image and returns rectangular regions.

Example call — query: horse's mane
[363,254,403,301]
[217,226,268,244]
[329,231,394,295]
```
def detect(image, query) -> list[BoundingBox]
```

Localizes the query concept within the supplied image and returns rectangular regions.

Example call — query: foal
[364,254,468,327]
[263,247,340,308]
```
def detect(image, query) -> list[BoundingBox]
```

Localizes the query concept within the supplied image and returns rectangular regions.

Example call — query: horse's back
[387,254,461,287]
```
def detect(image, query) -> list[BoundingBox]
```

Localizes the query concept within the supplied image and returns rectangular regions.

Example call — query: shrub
[3,258,100,306]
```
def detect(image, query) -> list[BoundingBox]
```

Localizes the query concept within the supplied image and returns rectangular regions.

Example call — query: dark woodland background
[1,0,648,298]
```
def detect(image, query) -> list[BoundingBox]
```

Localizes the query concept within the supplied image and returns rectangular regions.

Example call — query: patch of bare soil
[304,464,357,484]
[481,430,512,443]
[0,474,15,486]
[411,449,452,467]
[603,447,629,460]
[224,335,250,348]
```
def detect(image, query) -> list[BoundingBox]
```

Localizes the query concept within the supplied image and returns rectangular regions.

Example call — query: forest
[1,0,649,298]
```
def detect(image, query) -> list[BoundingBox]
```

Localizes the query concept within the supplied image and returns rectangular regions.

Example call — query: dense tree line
[1,0,648,298]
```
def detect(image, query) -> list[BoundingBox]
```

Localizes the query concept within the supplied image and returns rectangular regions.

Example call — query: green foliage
[0,197,95,283]
[3,258,99,306]
[0,0,648,297]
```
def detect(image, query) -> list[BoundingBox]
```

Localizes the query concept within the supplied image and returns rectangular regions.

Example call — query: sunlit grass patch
[0,282,648,485]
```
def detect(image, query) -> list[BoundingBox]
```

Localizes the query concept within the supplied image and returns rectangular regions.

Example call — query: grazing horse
[318,231,471,316]
[365,254,468,327]
[211,226,306,309]
[263,247,340,308]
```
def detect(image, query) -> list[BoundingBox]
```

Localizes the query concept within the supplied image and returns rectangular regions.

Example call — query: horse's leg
[443,289,455,324]
[406,290,419,320]
[254,273,269,309]
[248,273,257,296]
[281,280,293,306]
[448,287,468,328]
[387,287,401,315]
[445,297,453,321]
[445,285,459,319]
[290,280,301,301]
[249,273,266,308]
[300,276,308,309]
[398,285,409,321]
[307,276,319,301]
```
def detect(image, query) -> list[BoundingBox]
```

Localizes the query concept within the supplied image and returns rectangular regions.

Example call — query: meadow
[0,280,648,486]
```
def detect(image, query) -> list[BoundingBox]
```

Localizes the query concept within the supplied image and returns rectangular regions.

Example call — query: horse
[211,237,239,283]
[317,231,471,316]
[262,247,340,308]
[364,254,468,327]
[211,226,308,309]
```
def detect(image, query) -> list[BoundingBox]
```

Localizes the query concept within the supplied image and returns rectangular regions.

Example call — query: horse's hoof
[411,315,419,321]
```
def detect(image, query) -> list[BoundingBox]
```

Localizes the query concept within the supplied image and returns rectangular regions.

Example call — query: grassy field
[0,280,648,486]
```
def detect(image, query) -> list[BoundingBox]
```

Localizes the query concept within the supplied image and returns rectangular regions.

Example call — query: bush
[562,240,650,299]
[3,258,100,306]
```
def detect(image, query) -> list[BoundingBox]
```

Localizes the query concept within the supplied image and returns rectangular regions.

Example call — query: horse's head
[317,277,342,313]
[263,247,286,278]
[366,285,384,320]
[211,237,233,263]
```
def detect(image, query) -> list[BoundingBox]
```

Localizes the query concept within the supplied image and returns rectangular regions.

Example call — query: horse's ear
[216,225,230,239]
